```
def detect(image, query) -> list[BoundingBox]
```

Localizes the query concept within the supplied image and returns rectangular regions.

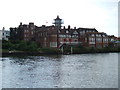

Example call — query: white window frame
[50,42,57,47]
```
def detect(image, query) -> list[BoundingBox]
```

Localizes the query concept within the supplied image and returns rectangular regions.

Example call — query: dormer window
[66,30,69,33]
[99,34,101,37]
[58,30,61,33]
[73,31,78,34]
[91,34,94,37]
[96,34,99,37]
[103,35,105,37]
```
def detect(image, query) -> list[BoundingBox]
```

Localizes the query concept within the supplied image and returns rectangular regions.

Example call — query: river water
[0,53,119,88]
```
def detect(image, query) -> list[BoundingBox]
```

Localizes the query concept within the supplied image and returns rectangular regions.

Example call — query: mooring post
[61,46,64,54]
[71,46,73,54]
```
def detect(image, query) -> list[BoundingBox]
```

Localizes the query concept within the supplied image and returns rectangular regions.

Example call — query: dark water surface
[0,53,118,88]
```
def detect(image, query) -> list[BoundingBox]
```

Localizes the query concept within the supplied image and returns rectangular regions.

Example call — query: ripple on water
[1,53,118,88]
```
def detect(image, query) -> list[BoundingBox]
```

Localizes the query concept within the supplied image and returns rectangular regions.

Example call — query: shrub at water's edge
[2,40,61,54]
[2,40,38,52]
[72,46,120,54]
[2,40,120,54]
[38,48,61,54]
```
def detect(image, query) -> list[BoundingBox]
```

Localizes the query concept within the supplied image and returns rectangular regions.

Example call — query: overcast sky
[0,0,119,36]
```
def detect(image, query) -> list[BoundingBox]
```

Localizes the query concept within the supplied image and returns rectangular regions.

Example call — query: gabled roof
[78,27,98,32]
[59,28,79,35]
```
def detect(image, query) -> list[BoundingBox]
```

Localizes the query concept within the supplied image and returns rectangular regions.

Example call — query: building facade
[0,27,10,41]
[84,32,109,48]
[10,22,36,41]
[10,16,114,48]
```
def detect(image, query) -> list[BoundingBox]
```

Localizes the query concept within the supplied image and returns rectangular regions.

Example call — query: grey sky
[118,1,120,37]
[0,0,119,36]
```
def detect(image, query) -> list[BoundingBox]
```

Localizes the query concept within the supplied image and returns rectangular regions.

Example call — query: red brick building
[10,16,113,48]
[10,22,36,41]
[83,32,109,48]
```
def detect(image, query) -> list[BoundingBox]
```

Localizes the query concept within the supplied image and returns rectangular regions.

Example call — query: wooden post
[71,46,73,54]
[61,46,64,54]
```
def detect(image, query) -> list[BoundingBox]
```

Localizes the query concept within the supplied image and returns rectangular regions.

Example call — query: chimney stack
[20,22,22,25]
[64,26,65,29]
[2,27,5,31]
[68,25,70,29]
[74,27,76,29]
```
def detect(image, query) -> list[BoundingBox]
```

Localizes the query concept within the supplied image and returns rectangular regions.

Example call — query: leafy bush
[39,48,61,54]
[2,40,39,52]
[2,40,13,50]
[27,42,38,51]
[2,40,120,53]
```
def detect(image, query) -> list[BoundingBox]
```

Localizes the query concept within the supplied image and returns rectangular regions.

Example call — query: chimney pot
[64,26,65,29]
[68,25,70,29]
[74,27,76,29]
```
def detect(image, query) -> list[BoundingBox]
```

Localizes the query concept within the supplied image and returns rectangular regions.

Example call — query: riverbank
[1,47,120,56]
[1,48,61,56]
[2,40,120,56]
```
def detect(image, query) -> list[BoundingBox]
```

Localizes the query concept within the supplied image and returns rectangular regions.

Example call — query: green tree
[2,40,13,50]
[27,42,38,51]
[18,41,28,51]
